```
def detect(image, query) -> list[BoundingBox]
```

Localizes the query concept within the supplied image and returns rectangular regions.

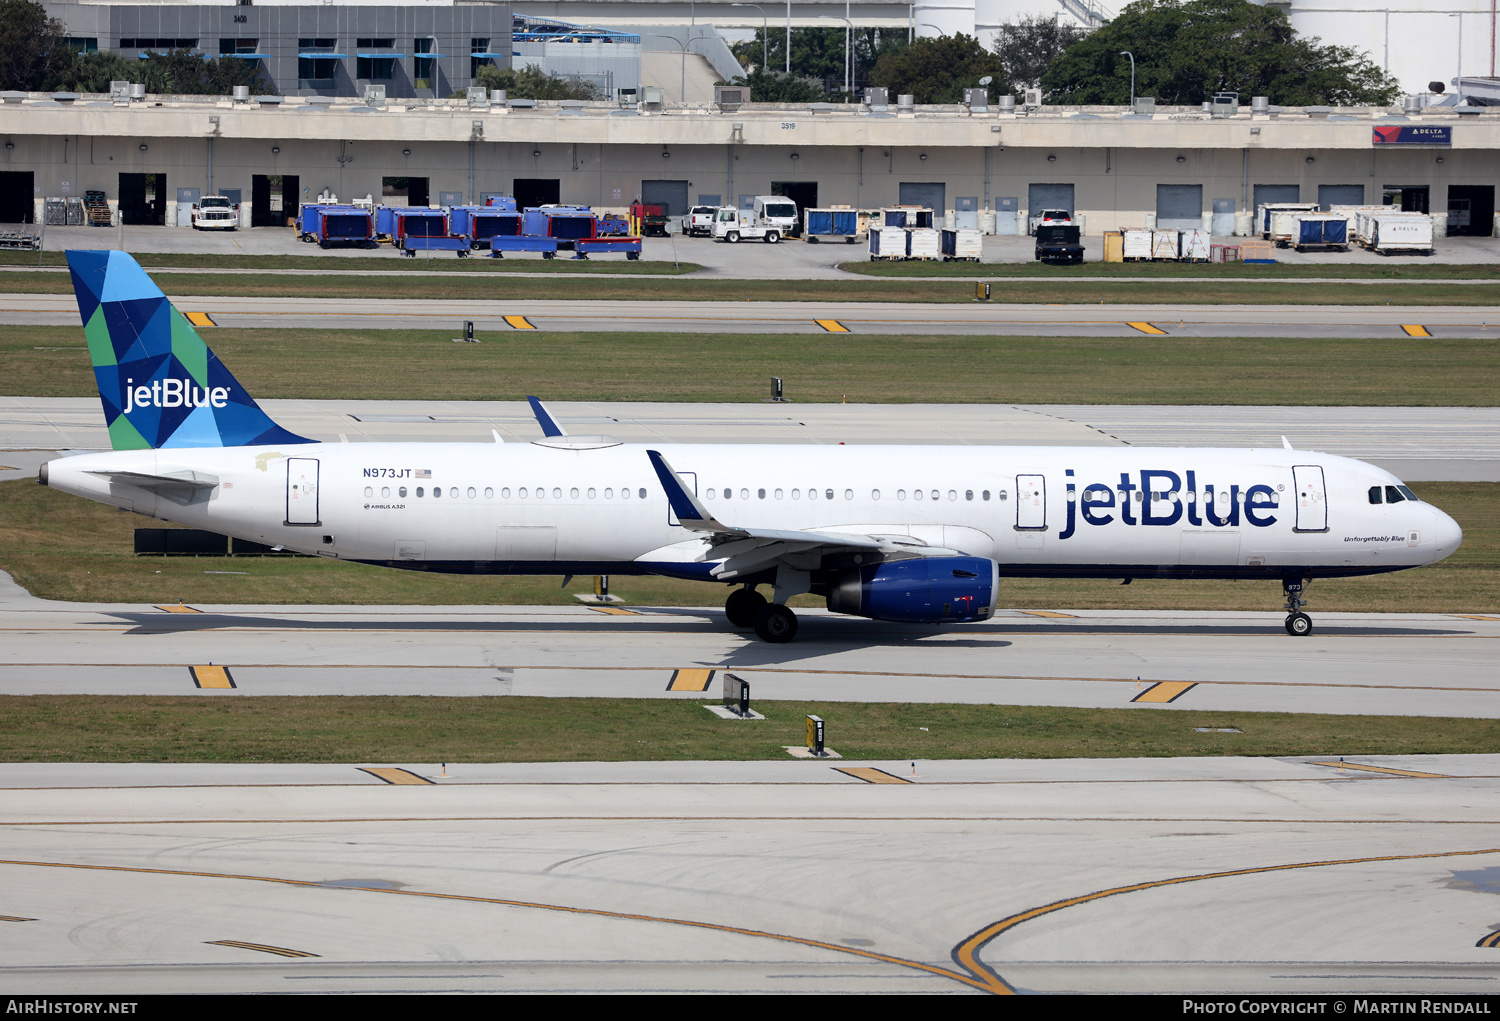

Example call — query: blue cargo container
[882,207,934,229]
[375,206,449,242]
[804,208,859,243]
[449,206,524,249]
[575,236,643,260]
[522,205,597,249]
[296,204,376,248]
[1294,214,1349,251]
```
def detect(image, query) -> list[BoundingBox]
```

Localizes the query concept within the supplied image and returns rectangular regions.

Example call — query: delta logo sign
[1373,125,1452,146]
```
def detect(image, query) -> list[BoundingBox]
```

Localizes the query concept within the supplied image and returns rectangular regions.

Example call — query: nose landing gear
[1283,579,1313,636]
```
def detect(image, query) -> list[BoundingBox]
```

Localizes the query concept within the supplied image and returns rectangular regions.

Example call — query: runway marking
[184,312,216,328]
[1309,760,1450,778]
[206,939,319,958]
[1131,681,1197,703]
[0,915,36,922]
[588,606,639,616]
[1019,610,1077,618]
[1401,324,1432,337]
[814,319,850,333]
[949,845,1500,994]
[0,857,996,994]
[666,668,716,692]
[10,660,1500,695]
[503,315,536,330]
[835,767,912,784]
[1453,615,1500,621]
[1126,322,1167,335]
[156,604,201,614]
[358,767,433,785]
[189,665,235,689]
[1478,931,1500,949]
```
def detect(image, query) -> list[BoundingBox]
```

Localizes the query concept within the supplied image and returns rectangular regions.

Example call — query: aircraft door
[1292,465,1328,532]
[286,458,320,525]
[1015,474,1046,530]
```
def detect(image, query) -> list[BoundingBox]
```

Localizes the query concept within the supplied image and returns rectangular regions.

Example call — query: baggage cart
[1151,229,1181,260]
[1122,228,1153,261]
[804,208,860,244]
[525,205,598,249]
[1256,202,1317,238]
[906,227,941,260]
[1368,213,1434,255]
[574,236,643,260]
[940,227,982,261]
[449,206,523,249]
[401,235,471,257]
[489,236,561,259]
[297,204,376,248]
[881,206,934,229]
[1180,228,1211,262]
[868,227,908,259]
[1292,213,1349,251]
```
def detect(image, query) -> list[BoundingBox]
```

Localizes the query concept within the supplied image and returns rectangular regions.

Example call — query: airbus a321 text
[39,251,1463,642]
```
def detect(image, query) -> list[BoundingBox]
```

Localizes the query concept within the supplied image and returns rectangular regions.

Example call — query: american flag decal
[416,469,431,479]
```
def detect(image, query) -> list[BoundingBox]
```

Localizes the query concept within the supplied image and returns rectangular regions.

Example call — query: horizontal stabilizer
[87,469,220,491]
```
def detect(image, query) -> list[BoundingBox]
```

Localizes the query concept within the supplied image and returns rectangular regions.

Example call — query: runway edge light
[806,715,826,757]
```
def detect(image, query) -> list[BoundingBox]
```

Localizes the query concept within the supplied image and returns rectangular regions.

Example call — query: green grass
[3,479,1495,612]
[7,270,1500,305]
[9,327,1500,405]
[841,259,1500,279]
[0,250,699,274]
[2,695,1496,763]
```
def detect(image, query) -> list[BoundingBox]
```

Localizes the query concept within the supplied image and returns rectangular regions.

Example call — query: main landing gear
[724,586,799,643]
[1283,578,1312,636]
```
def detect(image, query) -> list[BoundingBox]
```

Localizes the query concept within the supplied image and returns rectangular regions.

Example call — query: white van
[752,195,799,238]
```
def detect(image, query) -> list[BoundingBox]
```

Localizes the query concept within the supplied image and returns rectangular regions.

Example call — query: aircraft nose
[1430,506,1463,562]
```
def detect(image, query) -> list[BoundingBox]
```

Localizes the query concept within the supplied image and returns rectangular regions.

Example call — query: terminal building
[1,88,1496,235]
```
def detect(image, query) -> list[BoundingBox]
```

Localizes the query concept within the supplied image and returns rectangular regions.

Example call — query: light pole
[1451,13,1463,100]
[732,3,769,70]
[919,23,944,36]
[786,0,791,74]
[643,33,687,103]
[818,15,852,98]
[1119,50,1135,110]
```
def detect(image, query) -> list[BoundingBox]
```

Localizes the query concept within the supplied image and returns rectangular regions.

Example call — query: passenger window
[381,487,390,498]
[364,487,373,497]
[469,487,478,499]
[792,489,800,499]
[453,488,462,499]
[502,487,511,498]
[706,488,715,499]
[638,488,646,499]
[872,489,881,500]
[808,488,818,500]
[621,488,629,499]
[775,488,783,499]
[416,487,424,497]
[722,488,731,500]
[826,489,834,500]
[587,488,595,499]
[914,490,924,501]
[1385,485,1405,504]
[983,490,991,501]
[399,487,407,497]
[485,487,493,499]
[844,489,852,500]
[1368,486,1382,504]
[931,490,939,501]
[604,488,612,499]
[965,490,973,501]
[434,487,442,498]
[568,488,577,499]
[552,488,561,499]
[897,489,906,500]
[742,489,750,500]
[947,490,956,501]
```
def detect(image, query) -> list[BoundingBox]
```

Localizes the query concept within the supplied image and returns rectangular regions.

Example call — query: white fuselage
[43,441,1462,583]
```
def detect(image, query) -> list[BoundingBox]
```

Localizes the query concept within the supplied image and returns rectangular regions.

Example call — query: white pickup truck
[192,195,239,231]
[711,206,784,243]
[681,205,717,237]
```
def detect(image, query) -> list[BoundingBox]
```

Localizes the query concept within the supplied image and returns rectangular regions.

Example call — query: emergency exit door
[1292,465,1327,532]
[286,458,320,525]
[1016,474,1046,530]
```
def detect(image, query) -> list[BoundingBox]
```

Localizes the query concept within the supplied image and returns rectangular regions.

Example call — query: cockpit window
[1368,486,1382,504]
[1398,485,1419,502]
[1385,485,1405,504]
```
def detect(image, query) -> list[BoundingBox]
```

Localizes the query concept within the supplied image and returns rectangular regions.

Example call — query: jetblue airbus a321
[39,251,1463,642]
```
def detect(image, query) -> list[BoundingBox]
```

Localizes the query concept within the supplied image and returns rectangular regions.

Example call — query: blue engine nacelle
[825,556,998,624]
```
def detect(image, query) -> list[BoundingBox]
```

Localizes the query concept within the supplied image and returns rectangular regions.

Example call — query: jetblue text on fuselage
[1059,469,1280,540]
[121,378,230,414]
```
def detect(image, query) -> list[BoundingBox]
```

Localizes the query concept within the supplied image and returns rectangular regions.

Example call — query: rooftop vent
[714,85,746,111]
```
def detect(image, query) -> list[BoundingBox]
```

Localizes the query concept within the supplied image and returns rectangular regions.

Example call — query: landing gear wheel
[1285,612,1312,636]
[725,587,767,628]
[753,604,798,643]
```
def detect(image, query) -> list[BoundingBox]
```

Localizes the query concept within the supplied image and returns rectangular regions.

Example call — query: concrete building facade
[0,92,1494,235]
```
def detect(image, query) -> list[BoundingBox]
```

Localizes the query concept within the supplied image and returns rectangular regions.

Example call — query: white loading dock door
[955,196,979,230]
[1015,474,1046,530]
[899,182,946,215]
[286,458,320,525]
[1318,184,1364,210]
[1253,184,1300,209]
[1156,184,1203,230]
[176,187,200,229]
[1292,465,1329,532]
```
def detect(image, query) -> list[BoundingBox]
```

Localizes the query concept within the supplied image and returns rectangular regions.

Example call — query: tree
[717,68,824,104]
[1040,0,1400,106]
[0,0,70,91]
[869,34,1008,105]
[475,63,601,100]
[730,27,908,96]
[55,49,267,95]
[992,14,1088,91]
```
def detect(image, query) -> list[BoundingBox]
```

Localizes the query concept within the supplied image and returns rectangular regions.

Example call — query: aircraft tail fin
[66,250,312,450]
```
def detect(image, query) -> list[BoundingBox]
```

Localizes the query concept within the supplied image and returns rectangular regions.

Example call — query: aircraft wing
[86,469,220,492]
[645,449,957,581]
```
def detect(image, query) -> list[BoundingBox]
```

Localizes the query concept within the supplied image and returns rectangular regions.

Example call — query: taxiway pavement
[3,754,1499,993]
